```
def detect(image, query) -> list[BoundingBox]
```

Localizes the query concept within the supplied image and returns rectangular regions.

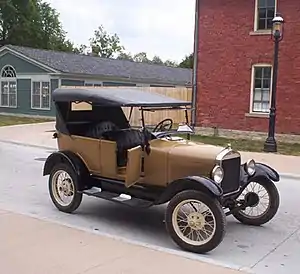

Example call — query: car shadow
[77,198,169,239]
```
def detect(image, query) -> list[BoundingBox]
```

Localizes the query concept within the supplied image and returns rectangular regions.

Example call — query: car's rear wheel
[165,190,226,254]
[49,163,83,213]
[232,179,280,226]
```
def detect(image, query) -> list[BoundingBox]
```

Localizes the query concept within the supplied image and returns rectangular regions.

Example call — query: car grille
[221,157,241,194]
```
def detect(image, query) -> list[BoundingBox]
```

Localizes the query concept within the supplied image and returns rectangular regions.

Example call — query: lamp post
[263,13,285,153]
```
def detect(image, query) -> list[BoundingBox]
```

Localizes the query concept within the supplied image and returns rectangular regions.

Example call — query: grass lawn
[0,115,54,127]
[188,134,300,156]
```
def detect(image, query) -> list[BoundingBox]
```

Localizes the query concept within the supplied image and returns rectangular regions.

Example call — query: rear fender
[43,151,89,180]
[155,176,223,205]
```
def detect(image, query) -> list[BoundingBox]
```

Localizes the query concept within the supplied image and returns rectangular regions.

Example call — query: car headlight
[245,159,256,176]
[212,165,224,184]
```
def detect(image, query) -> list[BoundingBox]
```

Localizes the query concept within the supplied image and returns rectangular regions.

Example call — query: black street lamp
[263,13,285,153]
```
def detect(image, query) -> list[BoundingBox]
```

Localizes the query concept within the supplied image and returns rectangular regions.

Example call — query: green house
[0,45,192,117]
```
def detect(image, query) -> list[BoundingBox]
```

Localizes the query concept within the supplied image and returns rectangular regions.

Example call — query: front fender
[240,162,280,187]
[43,150,89,178]
[155,176,223,205]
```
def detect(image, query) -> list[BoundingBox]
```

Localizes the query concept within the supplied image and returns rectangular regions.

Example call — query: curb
[0,139,56,151]
[1,140,300,180]
[280,173,300,180]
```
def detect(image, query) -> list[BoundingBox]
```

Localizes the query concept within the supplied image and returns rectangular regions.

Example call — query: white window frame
[31,80,51,110]
[253,0,277,32]
[0,65,17,108]
[249,64,273,114]
[84,80,103,87]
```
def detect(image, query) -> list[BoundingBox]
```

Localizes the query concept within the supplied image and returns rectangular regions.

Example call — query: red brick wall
[196,0,300,134]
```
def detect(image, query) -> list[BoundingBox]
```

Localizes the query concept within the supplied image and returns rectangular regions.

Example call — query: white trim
[31,80,51,111]
[84,80,103,86]
[0,47,58,73]
[58,78,62,88]
[1,65,17,78]
[17,74,52,81]
[0,64,18,108]
[253,0,277,32]
[0,79,18,108]
[136,83,149,87]
[249,63,273,114]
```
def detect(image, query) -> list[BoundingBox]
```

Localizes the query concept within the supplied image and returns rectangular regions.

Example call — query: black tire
[48,163,83,213]
[165,190,226,254]
[232,179,280,226]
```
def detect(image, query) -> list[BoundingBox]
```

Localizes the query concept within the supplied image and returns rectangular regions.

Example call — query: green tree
[0,0,74,51]
[89,25,124,58]
[117,52,134,61]
[37,0,74,51]
[152,55,164,65]
[164,59,178,67]
[133,52,151,63]
[179,53,194,69]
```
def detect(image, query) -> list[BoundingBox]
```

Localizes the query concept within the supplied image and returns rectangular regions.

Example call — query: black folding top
[52,87,191,107]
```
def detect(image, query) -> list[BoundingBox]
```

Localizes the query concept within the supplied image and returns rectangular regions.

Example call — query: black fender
[155,176,223,205]
[240,162,280,188]
[43,150,89,182]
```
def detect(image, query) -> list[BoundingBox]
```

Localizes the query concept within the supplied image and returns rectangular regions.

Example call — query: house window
[31,81,51,110]
[251,65,272,113]
[84,82,102,87]
[0,65,17,108]
[256,0,276,30]
[1,65,17,78]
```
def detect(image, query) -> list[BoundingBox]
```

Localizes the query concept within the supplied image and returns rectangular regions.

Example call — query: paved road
[0,142,299,273]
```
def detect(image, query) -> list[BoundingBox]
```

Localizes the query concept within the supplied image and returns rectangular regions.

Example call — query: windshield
[123,106,194,134]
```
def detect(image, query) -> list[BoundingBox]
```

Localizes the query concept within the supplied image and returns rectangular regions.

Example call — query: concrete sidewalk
[0,122,299,177]
[0,209,244,274]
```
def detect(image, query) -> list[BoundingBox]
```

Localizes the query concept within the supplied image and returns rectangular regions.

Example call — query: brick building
[195,0,300,135]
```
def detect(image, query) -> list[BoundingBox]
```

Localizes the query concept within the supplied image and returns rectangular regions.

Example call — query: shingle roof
[5,45,192,86]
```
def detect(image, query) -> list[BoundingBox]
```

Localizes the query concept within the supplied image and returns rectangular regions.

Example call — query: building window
[84,82,102,87]
[0,81,17,107]
[0,65,17,108]
[256,0,276,31]
[1,65,17,78]
[251,65,272,113]
[31,81,51,110]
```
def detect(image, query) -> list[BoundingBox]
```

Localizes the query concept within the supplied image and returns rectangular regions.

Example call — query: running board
[82,187,154,208]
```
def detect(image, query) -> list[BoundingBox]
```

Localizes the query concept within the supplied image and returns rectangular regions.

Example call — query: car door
[125,145,142,187]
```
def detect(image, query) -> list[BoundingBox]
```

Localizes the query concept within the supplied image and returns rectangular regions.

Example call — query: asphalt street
[0,142,299,273]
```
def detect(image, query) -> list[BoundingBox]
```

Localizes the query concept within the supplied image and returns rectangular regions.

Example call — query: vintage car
[43,87,280,254]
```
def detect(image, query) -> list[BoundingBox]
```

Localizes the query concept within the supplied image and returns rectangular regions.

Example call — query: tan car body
[56,132,225,188]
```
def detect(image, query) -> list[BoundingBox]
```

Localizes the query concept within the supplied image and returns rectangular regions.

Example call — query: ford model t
[43,87,280,254]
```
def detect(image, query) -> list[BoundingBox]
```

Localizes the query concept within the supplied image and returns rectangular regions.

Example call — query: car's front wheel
[165,190,226,254]
[48,163,83,213]
[232,179,280,226]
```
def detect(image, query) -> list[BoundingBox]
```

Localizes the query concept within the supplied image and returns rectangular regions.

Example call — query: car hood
[152,138,226,180]
[168,140,224,164]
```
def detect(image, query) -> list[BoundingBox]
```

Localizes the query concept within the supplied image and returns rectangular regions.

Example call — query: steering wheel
[153,118,173,132]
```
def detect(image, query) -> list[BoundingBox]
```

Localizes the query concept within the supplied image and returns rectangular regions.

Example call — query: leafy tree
[164,59,178,67]
[0,0,74,51]
[89,25,124,58]
[152,55,164,65]
[37,0,74,52]
[0,0,39,47]
[133,52,150,63]
[117,52,134,61]
[179,53,194,69]
[73,44,88,54]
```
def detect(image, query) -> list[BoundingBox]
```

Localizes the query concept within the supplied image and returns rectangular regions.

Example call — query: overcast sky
[46,0,196,62]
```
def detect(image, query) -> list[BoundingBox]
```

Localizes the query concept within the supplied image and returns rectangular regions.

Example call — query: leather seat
[103,129,146,167]
[85,121,118,139]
